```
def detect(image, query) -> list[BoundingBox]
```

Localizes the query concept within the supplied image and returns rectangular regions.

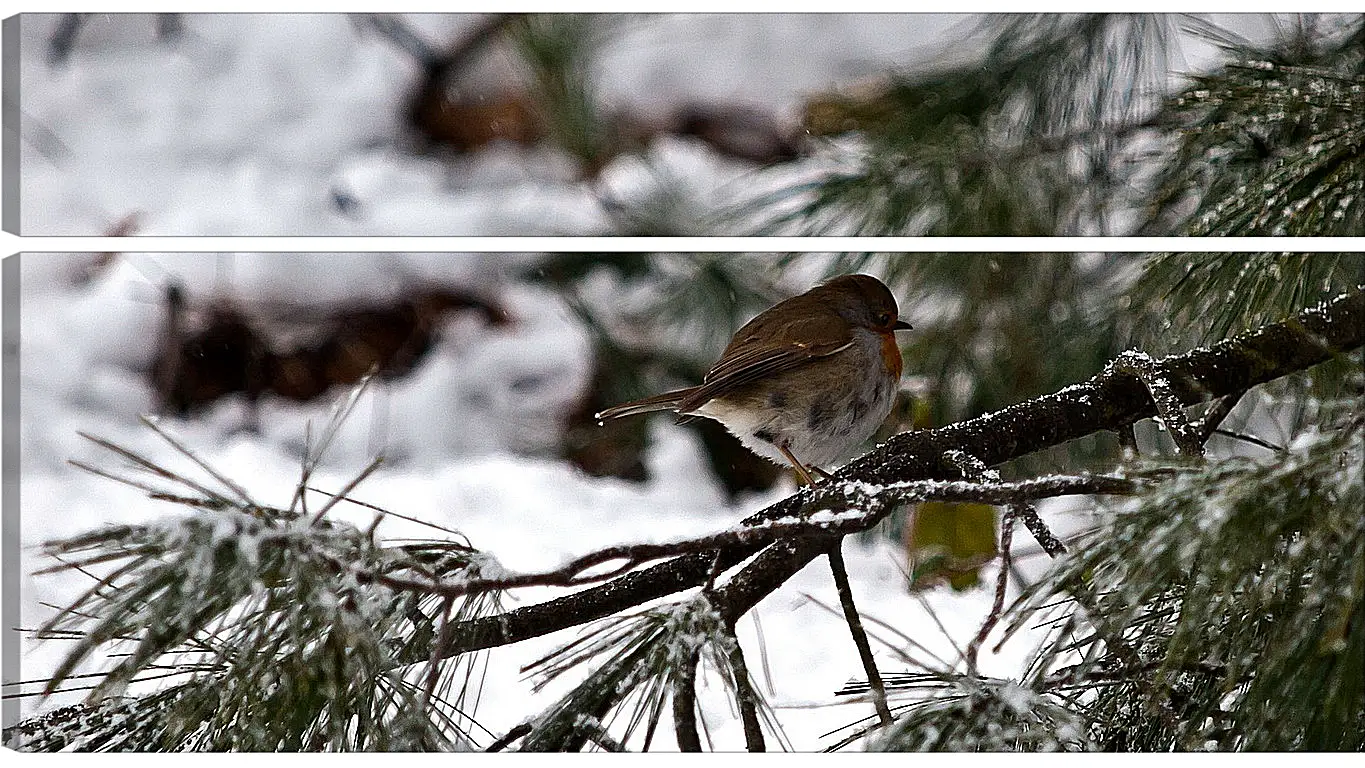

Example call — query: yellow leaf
[905,502,999,592]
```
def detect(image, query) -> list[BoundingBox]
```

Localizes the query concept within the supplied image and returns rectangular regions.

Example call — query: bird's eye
[876,312,892,326]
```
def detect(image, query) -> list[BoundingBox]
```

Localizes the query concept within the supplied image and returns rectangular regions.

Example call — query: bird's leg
[811,466,835,482]
[777,443,818,487]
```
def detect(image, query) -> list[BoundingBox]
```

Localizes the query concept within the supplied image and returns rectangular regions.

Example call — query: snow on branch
[355,473,1137,601]
[420,286,1364,662]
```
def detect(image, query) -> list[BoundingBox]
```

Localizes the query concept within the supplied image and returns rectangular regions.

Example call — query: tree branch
[828,542,893,727]
[417,287,1364,663]
[1112,351,1206,456]
[722,622,766,752]
[966,505,1017,676]
[672,647,702,752]
[364,474,1128,605]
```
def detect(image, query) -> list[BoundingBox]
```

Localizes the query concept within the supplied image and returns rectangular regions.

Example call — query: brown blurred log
[151,284,509,415]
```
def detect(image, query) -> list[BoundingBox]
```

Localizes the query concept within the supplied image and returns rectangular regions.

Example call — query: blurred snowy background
[16,13,958,235]
[10,12,1316,236]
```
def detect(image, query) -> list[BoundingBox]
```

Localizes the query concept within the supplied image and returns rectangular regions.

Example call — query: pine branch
[1112,351,1207,457]
[828,542,893,727]
[721,622,765,752]
[966,505,1016,675]
[358,473,1132,603]
[32,286,1356,751]
[417,286,1363,663]
[672,647,702,752]
[1018,405,1364,749]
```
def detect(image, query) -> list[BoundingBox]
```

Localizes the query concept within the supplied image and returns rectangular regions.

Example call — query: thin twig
[944,450,1067,558]
[1014,501,1068,559]
[827,543,892,727]
[1113,350,1205,457]
[139,415,256,506]
[1210,428,1284,452]
[1192,387,1247,445]
[673,647,702,752]
[350,472,1131,600]
[291,374,378,516]
[304,486,470,541]
[484,723,531,752]
[723,623,766,752]
[309,456,385,525]
[966,505,1017,676]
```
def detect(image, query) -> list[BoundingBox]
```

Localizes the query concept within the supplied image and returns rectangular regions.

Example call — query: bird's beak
[894,320,912,330]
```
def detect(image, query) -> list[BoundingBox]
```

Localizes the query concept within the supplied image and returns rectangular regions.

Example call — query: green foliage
[492,14,1364,238]
[868,678,1093,751]
[745,14,1363,238]
[508,14,618,173]
[828,396,1363,753]
[519,597,785,751]
[751,14,1176,236]
[1129,254,1364,436]
[1131,253,1365,351]
[23,499,501,751]
[13,402,505,751]
[1014,399,1364,750]
[1142,18,1365,236]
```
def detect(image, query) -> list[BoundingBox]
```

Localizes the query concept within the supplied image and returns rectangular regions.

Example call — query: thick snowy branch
[420,287,1365,662]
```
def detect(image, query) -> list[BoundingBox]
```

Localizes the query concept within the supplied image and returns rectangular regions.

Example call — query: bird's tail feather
[595,388,695,420]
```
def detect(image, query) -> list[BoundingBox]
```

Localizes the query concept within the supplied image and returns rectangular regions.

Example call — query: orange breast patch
[880,331,903,380]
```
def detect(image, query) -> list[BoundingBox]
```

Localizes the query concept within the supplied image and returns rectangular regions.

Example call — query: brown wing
[677,309,853,412]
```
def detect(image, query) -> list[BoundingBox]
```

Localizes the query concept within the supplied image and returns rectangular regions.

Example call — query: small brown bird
[596,274,911,485]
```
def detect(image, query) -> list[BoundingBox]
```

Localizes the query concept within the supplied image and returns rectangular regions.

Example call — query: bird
[596,274,911,486]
